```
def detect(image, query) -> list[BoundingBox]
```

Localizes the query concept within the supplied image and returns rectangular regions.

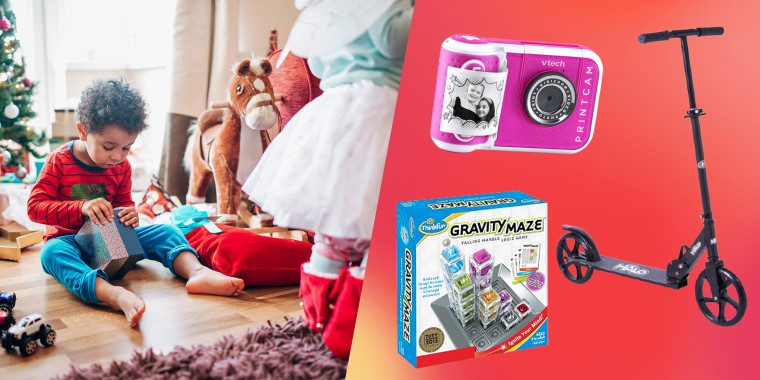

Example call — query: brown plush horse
[186,58,280,224]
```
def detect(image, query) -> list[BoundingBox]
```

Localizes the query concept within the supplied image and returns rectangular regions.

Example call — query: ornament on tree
[14,166,26,180]
[13,82,21,91]
[24,78,31,87]
[0,150,10,166]
[0,6,8,32]
[4,102,18,118]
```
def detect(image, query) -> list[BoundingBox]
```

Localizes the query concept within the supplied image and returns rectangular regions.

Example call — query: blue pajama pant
[40,224,197,304]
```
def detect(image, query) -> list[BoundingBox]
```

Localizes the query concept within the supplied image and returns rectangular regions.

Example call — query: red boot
[322,266,363,361]
[299,263,342,333]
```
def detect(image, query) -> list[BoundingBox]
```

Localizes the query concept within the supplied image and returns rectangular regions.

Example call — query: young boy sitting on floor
[27,78,245,327]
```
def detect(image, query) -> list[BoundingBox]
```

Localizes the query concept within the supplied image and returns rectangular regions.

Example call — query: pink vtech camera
[431,34,603,153]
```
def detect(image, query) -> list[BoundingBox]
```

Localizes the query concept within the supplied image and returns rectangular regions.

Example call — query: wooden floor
[0,244,304,379]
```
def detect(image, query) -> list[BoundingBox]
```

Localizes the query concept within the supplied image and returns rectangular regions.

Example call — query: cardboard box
[51,110,77,141]
[238,199,308,241]
[0,222,44,262]
[398,191,548,368]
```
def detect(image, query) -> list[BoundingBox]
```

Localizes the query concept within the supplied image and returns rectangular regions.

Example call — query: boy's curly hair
[75,78,149,134]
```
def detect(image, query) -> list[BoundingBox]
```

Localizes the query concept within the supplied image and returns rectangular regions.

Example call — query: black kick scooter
[556,27,747,326]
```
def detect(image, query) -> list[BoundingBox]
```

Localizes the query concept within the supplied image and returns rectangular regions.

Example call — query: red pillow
[186,223,313,286]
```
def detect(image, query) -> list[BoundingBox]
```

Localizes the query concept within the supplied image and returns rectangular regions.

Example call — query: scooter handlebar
[697,27,724,36]
[638,27,724,44]
[638,31,671,44]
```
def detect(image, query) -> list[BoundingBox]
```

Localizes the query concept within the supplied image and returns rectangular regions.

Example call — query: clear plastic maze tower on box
[440,246,476,325]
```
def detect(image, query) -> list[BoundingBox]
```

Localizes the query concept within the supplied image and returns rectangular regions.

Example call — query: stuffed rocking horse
[186,58,280,224]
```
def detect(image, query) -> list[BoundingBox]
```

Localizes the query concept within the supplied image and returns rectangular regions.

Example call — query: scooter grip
[638,31,671,44]
[698,27,724,36]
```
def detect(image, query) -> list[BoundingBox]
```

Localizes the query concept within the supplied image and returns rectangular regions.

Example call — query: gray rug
[57,318,346,380]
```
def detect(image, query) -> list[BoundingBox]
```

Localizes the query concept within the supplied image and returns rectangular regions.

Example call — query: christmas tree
[0,0,46,178]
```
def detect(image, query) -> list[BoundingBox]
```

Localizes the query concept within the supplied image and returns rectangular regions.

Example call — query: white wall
[239,1,300,58]
[15,0,301,184]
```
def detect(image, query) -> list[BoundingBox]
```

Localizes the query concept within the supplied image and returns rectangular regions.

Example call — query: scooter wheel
[695,267,746,326]
[556,233,594,284]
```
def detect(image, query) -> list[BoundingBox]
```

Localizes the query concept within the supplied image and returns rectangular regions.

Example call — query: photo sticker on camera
[440,68,507,137]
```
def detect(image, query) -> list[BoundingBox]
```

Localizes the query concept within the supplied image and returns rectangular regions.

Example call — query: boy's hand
[82,198,113,225]
[118,207,139,228]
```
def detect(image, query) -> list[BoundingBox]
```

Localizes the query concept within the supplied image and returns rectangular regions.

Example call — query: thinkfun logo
[419,218,447,235]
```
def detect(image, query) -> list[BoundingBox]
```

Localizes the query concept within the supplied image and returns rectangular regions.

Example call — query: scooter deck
[589,256,686,289]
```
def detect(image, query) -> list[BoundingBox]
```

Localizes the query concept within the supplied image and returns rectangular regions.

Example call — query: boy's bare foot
[115,289,146,327]
[185,266,245,296]
[95,278,146,327]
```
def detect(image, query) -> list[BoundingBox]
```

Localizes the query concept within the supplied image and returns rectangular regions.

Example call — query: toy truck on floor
[0,291,16,313]
[1,314,56,356]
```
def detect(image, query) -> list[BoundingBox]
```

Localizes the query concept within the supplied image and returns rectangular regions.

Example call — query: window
[50,0,175,109]
[15,0,177,184]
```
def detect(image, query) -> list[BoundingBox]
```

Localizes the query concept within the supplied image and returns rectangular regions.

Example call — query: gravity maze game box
[397,191,548,367]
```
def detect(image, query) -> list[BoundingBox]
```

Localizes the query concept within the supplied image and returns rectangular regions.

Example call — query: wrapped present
[76,208,144,280]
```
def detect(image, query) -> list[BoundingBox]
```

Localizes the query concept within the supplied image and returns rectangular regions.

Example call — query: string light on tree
[3,39,12,53]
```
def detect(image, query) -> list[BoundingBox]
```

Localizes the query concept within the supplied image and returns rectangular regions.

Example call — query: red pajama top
[27,141,134,241]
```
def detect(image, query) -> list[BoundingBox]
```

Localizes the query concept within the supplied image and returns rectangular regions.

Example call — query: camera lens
[536,86,564,114]
[524,73,576,126]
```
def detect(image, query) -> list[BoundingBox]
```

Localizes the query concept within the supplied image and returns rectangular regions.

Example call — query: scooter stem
[678,34,720,262]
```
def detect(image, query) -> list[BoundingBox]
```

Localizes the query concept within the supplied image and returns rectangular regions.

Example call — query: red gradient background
[348,0,760,378]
